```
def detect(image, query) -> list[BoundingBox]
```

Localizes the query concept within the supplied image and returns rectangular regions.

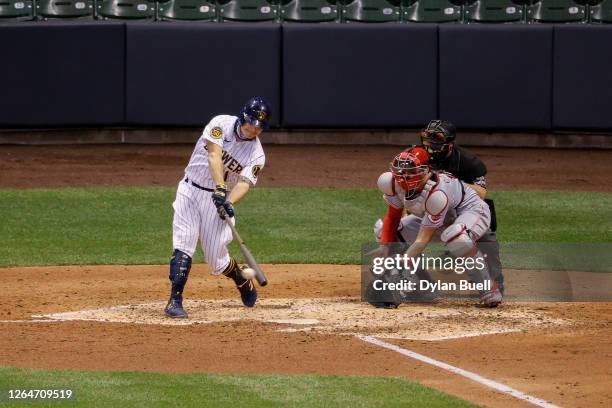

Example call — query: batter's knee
[441,224,475,258]
[169,249,192,285]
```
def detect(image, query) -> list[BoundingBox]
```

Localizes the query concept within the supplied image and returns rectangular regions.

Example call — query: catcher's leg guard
[165,249,192,318]
[441,224,502,307]
[477,230,504,294]
[222,257,257,307]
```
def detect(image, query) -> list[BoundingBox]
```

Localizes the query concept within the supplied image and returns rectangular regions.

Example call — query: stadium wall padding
[282,24,437,128]
[125,22,281,127]
[1,22,612,130]
[553,25,612,130]
[439,25,553,130]
[0,22,125,127]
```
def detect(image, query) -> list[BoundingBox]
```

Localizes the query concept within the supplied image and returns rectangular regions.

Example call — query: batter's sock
[222,257,247,286]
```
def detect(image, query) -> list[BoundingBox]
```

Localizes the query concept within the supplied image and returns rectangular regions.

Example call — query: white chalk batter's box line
[0,301,526,341]
[359,336,560,408]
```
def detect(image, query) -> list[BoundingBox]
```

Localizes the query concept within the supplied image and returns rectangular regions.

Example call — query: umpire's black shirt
[432,145,488,189]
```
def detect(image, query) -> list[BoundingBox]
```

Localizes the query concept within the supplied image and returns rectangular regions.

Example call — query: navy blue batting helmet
[239,97,271,130]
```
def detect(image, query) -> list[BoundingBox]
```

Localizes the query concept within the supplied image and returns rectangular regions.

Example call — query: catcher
[375,146,503,307]
[374,120,504,294]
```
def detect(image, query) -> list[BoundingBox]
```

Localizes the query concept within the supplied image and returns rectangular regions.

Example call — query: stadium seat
[158,0,217,20]
[96,0,155,19]
[0,0,34,20]
[280,0,339,21]
[36,0,94,19]
[527,0,586,22]
[465,0,525,22]
[403,0,462,22]
[591,0,612,22]
[219,0,279,21]
[342,0,401,22]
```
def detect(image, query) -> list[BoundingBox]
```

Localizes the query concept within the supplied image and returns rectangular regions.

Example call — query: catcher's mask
[390,146,430,197]
[420,119,456,164]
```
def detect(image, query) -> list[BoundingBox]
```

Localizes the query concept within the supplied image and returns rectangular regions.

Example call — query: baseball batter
[376,146,503,307]
[164,96,271,318]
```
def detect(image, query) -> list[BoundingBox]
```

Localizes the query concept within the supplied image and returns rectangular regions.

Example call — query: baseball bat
[225,218,268,287]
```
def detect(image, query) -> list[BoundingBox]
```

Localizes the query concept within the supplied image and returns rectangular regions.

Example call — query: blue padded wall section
[282,24,438,128]
[439,25,553,129]
[553,25,612,129]
[0,22,125,127]
[126,22,281,127]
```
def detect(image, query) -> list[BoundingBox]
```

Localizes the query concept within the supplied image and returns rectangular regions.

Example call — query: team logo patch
[252,165,262,178]
[256,111,267,121]
[211,127,223,139]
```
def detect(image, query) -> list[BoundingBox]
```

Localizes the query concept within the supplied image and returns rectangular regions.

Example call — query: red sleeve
[380,205,403,244]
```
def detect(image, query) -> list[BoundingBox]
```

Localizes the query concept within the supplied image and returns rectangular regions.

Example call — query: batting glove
[212,184,227,208]
[217,201,235,220]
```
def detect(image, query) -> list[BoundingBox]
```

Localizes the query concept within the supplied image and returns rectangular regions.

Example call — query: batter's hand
[212,184,227,208]
[217,201,235,220]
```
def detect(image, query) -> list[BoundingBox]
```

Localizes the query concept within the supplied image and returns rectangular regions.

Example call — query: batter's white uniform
[378,172,491,246]
[172,115,265,274]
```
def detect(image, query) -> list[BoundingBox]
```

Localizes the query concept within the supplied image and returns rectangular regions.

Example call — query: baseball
[241,267,256,280]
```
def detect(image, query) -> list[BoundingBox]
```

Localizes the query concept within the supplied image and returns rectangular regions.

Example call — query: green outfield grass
[0,188,610,267]
[0,367,475,408]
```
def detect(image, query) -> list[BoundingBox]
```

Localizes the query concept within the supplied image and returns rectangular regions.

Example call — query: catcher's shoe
[165,295,188,318]
[479,282,503,308]
[237,279,257,308]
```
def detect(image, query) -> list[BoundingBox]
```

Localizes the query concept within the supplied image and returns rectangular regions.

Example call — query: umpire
[419,119,504,293]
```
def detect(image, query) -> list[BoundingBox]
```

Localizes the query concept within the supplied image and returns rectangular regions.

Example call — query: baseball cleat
[237,279,257,307]
[479,284,503,308]
[165,296,188,318]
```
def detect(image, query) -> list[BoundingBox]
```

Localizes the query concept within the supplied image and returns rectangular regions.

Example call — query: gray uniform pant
[395,215,504,289]
[476,230,504,290]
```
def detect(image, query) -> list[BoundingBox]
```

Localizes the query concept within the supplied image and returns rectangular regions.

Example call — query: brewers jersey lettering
[172,115,265,274]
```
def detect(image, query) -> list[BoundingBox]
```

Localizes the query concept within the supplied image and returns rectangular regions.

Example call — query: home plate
[36,298,571,340]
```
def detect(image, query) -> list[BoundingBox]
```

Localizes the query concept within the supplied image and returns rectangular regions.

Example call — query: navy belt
[184,178,213,192]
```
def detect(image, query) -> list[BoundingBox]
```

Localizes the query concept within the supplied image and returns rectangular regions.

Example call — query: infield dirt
[1,145,611,408]
[1,144,611,191]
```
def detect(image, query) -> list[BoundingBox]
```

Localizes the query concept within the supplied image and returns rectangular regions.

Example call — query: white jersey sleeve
[384,193,403,209]
[377,172,403,209]
[202,115,233,148]
[240,154,265,186]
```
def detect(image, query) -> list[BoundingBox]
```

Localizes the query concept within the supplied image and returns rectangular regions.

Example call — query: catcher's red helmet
[390,146,430,193]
